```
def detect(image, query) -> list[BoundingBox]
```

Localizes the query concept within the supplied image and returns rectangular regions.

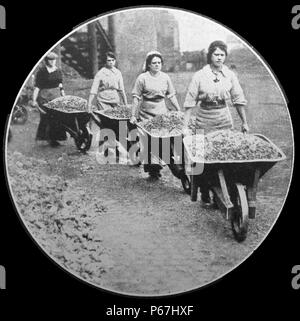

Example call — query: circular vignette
[4,5,294,297]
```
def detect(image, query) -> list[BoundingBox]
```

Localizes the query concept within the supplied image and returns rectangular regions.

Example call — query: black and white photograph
[3,6,294,297]
[1,1,299,314]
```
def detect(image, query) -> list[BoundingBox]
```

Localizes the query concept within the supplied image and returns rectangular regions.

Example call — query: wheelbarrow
[91,107,136,160]
[12,85,33,125]
[12,104,28,125]
[183,133,286,242]
[39,105,92,153]
[136,123,191,194]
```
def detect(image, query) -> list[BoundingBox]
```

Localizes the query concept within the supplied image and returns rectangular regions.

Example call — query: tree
[108,16,115,52]
[88,22,98,77]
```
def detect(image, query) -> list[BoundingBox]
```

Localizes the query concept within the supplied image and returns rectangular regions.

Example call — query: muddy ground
[6,105,292,297]
[5,63,293,296]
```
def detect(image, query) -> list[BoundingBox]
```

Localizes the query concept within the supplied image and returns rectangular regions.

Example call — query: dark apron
[36,88,67,141]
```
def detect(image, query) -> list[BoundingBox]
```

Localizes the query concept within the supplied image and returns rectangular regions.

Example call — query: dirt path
[6,109,291,296]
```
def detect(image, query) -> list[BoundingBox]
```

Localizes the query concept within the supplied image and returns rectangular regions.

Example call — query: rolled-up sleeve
[90,71,102,95]
[183,73,200,108]
[230,73,247,106]
[132,75,144,100]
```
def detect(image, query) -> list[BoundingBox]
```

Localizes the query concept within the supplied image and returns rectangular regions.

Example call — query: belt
[143,96,164,103]
[98,86,118,92]
[201,100,226,109]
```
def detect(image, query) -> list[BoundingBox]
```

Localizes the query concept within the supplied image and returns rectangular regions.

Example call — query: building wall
[154,10,181,71]
[60,9,180,81]
[104,9,180,90]
[113,10,158,78]
[84,9,182,91]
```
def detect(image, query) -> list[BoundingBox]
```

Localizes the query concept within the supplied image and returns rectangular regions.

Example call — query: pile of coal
[46,95,89,112]
[186,130,281,162]
[103,105,132,119]
[139,112,196,137]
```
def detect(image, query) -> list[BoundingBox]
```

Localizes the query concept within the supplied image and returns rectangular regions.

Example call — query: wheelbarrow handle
[36,105,47,115]
[90,111,101,125]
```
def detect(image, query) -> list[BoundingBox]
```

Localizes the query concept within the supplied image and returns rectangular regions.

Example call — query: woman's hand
[31,100,38,107]
[241,122,249,133]
[130,115,137,124]
[206,93,219,102]
[198,92,218,102]
[169,95,181,112]
[182,127,191,136]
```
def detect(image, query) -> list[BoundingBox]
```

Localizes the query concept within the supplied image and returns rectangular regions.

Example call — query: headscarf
[142,50,162,72]
[45,51,58,60]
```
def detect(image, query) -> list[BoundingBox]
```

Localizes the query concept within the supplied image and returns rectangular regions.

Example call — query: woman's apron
[138,97,168,120]
[194,99,233,196]
[36,88,67,141]
[96,88,120,110]
[138,97,169,172]
[195,100,233,133]
[95,88,121,153]
[38,87,61,102]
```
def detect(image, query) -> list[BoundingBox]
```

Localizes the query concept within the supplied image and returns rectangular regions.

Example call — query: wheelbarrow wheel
[181,175,191,195]
[231,183,249,242]
[12,105,28,125]
[75,127,92,153]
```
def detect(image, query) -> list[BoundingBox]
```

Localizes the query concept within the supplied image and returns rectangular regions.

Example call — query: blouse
[35,66,63,89]
[183,64,247,108]
[132,71,176,101]
[90,67,125,103]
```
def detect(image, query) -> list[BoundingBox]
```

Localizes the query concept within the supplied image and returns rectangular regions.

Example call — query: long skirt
[36,98,67,142]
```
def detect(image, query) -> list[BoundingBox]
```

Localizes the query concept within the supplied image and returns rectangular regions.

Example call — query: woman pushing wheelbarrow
[183,40,249,205]
[32,51,67,147]
[130,50,181,179]
[182,41,286,242]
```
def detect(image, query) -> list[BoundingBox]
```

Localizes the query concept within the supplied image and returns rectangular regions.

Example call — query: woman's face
[211,47,226,68]
[46,59,56,68]
[106,57,116,69]
[149,56,162,73]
